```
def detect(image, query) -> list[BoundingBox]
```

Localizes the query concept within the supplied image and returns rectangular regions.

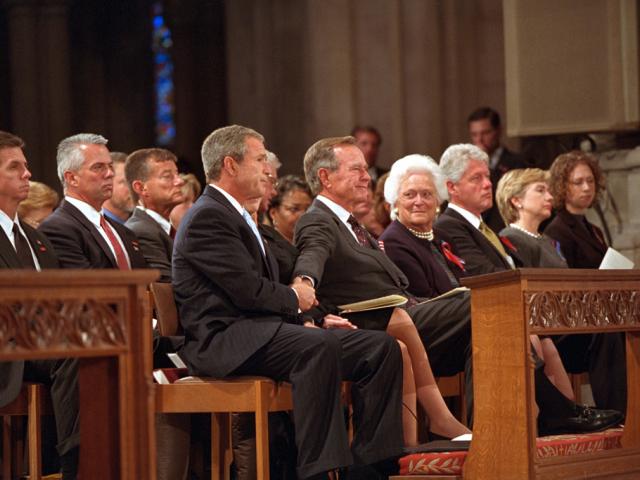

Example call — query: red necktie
[347,215,375,249]
[100,215,130,270]
[169,225,176,239]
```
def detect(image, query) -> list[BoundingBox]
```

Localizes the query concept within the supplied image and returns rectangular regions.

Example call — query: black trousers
[23,358,79,456]
[553,332,627,413]
[232,323,403,479]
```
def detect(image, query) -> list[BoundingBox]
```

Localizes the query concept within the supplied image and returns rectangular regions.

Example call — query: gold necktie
[479,221,511,265]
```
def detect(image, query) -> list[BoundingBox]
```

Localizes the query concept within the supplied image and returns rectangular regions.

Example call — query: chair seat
[155,376,293,414]
[397,427,624,476]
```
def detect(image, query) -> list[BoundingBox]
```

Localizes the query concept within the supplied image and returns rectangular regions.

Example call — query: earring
[392,207,399,217]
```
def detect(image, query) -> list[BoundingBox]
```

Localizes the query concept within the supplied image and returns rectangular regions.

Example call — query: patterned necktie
[478,221,513,268]
[347,215,374,249]
[241,209,266,255]
[99,215,130,270]
[12,223,36,269]
[429,242,459,288]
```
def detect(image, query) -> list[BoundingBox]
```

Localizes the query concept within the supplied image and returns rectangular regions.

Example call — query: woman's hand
[322,314,357,330]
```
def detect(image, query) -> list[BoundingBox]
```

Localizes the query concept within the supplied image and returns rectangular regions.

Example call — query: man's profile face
[234,136,269,202]
[259,163,277,214]
[70,144,114,209]
[354,131,380,168]
[325,145,371,209]
[448,158,493,217]
[110,162,134,213]
[469,118,500,156]
[142,159,185,210]
[0,146,31,207]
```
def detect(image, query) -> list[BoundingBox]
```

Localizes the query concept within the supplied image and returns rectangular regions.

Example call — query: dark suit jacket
[125,208,173,282]
[39,200,147,270]
[259,223,298,285]
[172,185,299,378]
[483,147,530,233]
[379,220,456,299]
[434,206,518,276]
[543,209,607,269]
[0,221,59,407]
[293,199,410,314]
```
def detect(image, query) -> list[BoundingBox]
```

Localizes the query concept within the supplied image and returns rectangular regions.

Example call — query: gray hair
[439,143,489,184]
[384,154,447,219]
[303,136,356,195]
[201,125,264,182]
[266,151,282,171]
[57,133,108,188]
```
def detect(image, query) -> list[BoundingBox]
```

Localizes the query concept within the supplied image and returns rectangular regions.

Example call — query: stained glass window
[152,2,176,146]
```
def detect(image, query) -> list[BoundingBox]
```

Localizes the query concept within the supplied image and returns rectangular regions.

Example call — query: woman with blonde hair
[18,181,59,228]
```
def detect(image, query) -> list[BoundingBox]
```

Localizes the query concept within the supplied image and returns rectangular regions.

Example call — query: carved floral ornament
[0,299,126,352]
[526,290,640,329]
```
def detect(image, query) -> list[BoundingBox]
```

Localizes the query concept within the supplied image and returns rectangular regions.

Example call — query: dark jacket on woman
[543,209,607,269]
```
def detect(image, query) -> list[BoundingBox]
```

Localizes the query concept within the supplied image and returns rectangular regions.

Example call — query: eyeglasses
[267,174,279,188]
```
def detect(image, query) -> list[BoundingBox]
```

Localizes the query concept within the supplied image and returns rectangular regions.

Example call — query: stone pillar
[595,148,640,265]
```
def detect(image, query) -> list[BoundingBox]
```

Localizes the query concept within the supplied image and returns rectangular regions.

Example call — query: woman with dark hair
[544,151,607,268]
[268,175,313,245]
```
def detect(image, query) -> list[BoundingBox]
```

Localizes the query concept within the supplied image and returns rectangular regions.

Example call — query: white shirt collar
[0,209,41,270]
[210,183,245,216]
[316,195,359,240]
[449,203,483,229]
[65,196,103,228]
[136,206,171,235]
[0,209,16,241]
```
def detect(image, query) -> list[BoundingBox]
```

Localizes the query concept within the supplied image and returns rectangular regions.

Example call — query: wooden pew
[0,270,158,480]
[461,269,640,479]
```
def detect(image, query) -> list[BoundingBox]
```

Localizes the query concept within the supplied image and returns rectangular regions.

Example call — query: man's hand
[291,277,318,312]
[322,314,357,330]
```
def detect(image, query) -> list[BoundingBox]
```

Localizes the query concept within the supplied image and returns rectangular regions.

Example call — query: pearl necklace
[406,226,434,241]
[509,223,541,239]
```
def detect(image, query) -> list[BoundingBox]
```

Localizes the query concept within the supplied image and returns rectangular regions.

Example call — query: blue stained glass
[152,1,176,146]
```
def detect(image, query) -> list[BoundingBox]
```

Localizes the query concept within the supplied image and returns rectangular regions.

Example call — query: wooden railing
[461,269,640,479]
[0,270,158,480]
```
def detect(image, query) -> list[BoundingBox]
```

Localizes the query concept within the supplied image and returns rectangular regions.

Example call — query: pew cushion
[398,427,623,476]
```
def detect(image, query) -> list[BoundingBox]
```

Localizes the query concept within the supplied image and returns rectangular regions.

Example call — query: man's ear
[63,170,78,188]
[318,168,330,189]
[446,179,457,197]
[222,155,237,176]
[131,179,145,196]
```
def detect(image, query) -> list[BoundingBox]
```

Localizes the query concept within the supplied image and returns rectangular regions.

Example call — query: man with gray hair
[435,143,623,434]
[39,133,146,270]
[435,143,516,275]
[173,124,404,479]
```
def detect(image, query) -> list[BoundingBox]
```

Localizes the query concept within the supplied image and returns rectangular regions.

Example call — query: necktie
[99,215,130,270]
[479,221,513,268]
[347,215,375,249]
[241,209,266,255]
[429,242,459,288]
[12,223,36,269]
[169,225,176,240]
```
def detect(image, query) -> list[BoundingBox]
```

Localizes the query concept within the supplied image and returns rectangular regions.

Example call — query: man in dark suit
[468,107,529,233]
[0,130,79,479]
[39,133,146,270]
[124,148,185,282]
[292,137,471,382]
[172,125,403,480]
[435,143,624,433]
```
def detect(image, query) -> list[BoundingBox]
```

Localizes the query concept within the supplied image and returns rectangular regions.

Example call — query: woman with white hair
[380,154,463,298]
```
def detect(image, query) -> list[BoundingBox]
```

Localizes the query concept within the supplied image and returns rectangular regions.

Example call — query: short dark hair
[125,148,178,202]
[269,175,313,210]
[350,125,382,145]
[110,151,128,165]
[467,107,501,129]
[0,130,25,150]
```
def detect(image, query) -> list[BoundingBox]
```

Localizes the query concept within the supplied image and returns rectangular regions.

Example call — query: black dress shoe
[539,405,623,436]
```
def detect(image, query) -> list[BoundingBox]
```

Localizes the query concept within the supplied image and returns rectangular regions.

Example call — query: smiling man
[172,125,404,480]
